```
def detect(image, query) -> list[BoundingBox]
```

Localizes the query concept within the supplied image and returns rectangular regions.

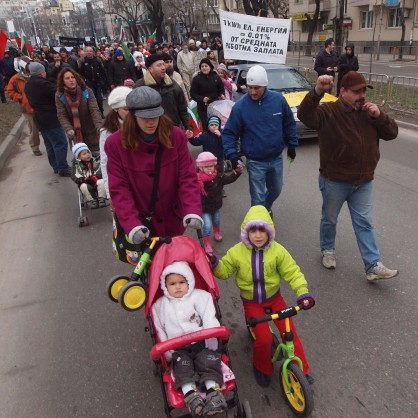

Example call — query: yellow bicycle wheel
[119,282,147,312]
[279,362,314,417]
[107,275,129,303]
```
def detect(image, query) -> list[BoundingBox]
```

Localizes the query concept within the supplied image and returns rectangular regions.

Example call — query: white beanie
[107,86,132,110]
[72,142,91,160]
[246,65,268,87]
[132,51,144,60]
[160,261,195,299]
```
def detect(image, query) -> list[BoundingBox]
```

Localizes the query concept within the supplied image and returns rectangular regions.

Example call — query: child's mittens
[208,253,218,269]
[296,293,315,310]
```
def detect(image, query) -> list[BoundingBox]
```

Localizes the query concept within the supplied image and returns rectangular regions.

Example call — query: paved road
[0,126,417,418]
[286,53,418,78]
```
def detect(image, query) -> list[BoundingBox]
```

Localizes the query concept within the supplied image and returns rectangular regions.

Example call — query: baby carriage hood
[160,261,195,299]
[240,205,275,250]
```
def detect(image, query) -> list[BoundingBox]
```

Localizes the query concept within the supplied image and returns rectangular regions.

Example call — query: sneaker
[305,374,315,384]
[184,391,205,417]
[202,389,227,416]
[366,262,399,282]
[322,249,336,269]
[32,150,43,156]
[253,366,271,387]
[58,171,71,177]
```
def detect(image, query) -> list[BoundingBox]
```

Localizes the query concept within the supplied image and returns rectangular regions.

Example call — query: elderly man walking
[297,71,398,281]
[221,65,298,216]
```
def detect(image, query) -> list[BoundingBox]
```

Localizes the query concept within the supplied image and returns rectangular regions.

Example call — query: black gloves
[230,157,244,170]
[287,148,296,161]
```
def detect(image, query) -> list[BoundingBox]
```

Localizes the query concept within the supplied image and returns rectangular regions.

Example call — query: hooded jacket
[108,55,137,87]
[297,89,398,184]
[190,69,224,112]
[152,261,220,359]
[337,43,359,91]
[6,72,33,113]
[222,89,298,162]
[214,206,309,303]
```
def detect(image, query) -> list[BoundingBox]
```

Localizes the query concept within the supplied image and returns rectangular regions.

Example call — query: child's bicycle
[247,305,314,418]
[107,236,172,311]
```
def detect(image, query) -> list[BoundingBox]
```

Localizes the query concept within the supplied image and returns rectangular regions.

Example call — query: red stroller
[145,236,252,418]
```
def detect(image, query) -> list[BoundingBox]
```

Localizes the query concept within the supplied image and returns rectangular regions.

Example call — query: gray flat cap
[29,62,45,76]
[126,86,164,119]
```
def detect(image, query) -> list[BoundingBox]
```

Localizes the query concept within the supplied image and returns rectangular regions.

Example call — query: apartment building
[289,0,418,48]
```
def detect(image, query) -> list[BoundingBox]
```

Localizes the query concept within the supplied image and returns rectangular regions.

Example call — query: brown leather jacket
[298,90,398,184]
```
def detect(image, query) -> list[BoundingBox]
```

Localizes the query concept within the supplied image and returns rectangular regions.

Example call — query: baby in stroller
[153,260,228,417]
[71,143,106,204]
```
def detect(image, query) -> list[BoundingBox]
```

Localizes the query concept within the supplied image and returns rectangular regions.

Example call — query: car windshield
[266,68,312,91]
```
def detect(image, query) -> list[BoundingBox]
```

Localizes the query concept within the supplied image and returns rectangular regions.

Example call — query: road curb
[0,115,26,172]
[396,120,418,132]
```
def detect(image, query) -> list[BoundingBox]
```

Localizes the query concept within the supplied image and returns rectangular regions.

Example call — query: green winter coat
[213,206,309,302]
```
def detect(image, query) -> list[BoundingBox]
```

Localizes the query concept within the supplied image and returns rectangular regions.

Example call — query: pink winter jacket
[105,126,202,238]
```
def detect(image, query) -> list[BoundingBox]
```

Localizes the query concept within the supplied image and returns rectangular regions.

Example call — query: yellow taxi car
[229,63,337,139]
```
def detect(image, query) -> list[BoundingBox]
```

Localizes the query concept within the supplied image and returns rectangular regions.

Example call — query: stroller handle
[150,326,230,361]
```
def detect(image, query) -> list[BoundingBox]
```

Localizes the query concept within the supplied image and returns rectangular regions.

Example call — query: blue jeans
[319,175,380,272]
[202,210,220,237]
[246,154,283,211]
[41,127,70,174]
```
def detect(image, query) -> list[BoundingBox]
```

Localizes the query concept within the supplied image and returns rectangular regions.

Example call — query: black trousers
[172,341,223,390]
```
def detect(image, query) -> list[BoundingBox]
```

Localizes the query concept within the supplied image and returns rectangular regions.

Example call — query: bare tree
[398,0,406,60]
[304,0,320,56]
[143,0,164,42]
[108,0,143,41]
[268,0,288,18]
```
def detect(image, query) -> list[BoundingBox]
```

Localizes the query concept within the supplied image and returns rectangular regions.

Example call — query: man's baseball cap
[341,71,373,91]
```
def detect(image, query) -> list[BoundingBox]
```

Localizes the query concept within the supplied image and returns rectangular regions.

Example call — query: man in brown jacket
[298,71,398,282]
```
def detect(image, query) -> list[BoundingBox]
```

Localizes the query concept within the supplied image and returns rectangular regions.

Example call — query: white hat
[246,65,268,87]
[196,41,201,48]
[107,86,132,109]
[72,142,90,159]
[160,261,195,299]
[132,51,143,60]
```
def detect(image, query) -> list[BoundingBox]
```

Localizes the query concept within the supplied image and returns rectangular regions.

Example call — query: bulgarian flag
[14,31,22,49]
[147,30,156,44]
[187,101,202,136]
[119,25,125,43]
[120,41,131,61]
[21,30,33,57]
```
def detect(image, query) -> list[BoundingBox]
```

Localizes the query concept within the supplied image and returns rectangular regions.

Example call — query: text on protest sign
[220,10,291,64]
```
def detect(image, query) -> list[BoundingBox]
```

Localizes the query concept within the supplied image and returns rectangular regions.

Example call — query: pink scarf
[197,169,217,197]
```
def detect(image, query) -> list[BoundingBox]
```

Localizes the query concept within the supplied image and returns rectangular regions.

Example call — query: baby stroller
[145,236,252,418]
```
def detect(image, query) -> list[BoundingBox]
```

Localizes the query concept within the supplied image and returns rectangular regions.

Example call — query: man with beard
[297,72,399,281]
[162,53,188,103]
[134,54,192,137]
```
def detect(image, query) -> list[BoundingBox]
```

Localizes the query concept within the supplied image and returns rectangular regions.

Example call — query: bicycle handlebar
[247,305,302,328]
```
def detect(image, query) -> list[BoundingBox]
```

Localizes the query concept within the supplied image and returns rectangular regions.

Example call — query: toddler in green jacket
[213,205,315,387]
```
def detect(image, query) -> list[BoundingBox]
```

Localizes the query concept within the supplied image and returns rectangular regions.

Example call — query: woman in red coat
[105,86,203,246]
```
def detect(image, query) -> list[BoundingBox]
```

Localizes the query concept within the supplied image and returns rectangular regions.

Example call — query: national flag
[14,31,22,49]
[21,30,33,57]
[187,101,202,136]
[119,25,125,43]
[147,30,156,44]
[0,31,8,59]
[120,41,131,61]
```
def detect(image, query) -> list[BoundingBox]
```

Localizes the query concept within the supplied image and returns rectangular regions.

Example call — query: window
[388,8,402,27]
[360,10,373,29]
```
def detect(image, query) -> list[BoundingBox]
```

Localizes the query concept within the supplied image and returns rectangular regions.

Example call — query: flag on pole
[0,31,8,59]
[119,25,125,43]
[14,31,22,49]
[187,101,202,136]
[147,30,156,44]
[120,42,131,61]
[21,30,33,57]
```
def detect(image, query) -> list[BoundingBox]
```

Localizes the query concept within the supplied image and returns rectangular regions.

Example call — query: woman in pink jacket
[105,86,203,246]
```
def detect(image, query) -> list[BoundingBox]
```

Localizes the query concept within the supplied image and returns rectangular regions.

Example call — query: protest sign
[219,10,291,64]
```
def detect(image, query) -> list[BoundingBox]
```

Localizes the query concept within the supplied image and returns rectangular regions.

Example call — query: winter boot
[213,226,223,242]
[203,236,213,254]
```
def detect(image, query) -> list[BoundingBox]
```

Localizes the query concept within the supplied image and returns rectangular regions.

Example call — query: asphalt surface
[0,126,417,418]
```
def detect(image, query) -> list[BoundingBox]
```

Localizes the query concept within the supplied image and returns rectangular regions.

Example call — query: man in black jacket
[314,38,339,79]
[24,62,71,176]
[134,54,193,136]
[336,43,359,96]
[107,49,137,89]
[79,46,107,117]
[48,51,71,82]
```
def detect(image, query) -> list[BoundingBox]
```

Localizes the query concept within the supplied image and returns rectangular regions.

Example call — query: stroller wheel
[107,275,129,303]
[78,216,89,227]
[119,282,147,311]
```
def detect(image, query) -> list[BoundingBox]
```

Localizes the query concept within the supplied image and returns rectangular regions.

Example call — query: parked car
[229,63,337,139]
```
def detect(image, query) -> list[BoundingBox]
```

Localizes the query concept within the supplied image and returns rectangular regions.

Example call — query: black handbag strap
[149,144,163,214]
